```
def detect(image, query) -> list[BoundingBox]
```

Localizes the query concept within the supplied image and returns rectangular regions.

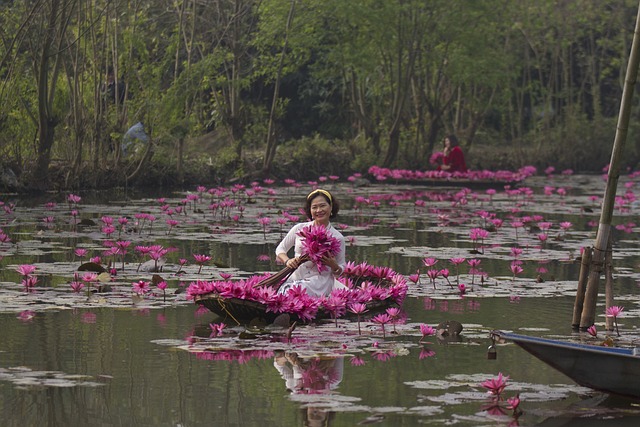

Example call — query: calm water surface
[1,175,640,426]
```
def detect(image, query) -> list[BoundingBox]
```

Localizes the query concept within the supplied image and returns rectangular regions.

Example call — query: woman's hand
[286,257,300,269]
[321,255,341,275]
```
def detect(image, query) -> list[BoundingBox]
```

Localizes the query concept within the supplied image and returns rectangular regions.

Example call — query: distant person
[438,134,467,173]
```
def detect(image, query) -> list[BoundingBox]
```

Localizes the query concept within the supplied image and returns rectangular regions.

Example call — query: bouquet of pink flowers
[429,151,444,165]
[297,224,341,273]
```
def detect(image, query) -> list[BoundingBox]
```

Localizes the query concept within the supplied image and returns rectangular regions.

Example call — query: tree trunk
[262,0,296,175]
[32,0,70,191]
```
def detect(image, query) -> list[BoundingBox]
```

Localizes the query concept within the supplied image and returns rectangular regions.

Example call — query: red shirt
[443,146,467,172]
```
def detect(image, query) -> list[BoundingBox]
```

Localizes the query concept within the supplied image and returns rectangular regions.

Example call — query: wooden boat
[193,262,404,324]
[195,293,397,324]
[492,330,640,399]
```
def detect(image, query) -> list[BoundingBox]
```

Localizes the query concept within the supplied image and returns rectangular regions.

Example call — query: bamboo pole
[604,238,614,331]
[578,1,640,330]
[571,247,592,330]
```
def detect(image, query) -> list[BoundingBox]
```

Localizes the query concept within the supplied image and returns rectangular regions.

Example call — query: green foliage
[0,0,639,190]
[271,135,353,180]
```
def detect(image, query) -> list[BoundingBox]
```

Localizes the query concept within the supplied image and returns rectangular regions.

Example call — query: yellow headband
[307,189,332,204]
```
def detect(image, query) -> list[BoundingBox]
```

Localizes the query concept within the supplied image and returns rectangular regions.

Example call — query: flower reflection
[273,351,343,395]
[419,347,435,359]
[81,312,97,324]
[17,310,36,322]
[350,356,366,366]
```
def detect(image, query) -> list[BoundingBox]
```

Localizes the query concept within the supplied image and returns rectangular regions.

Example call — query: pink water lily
[70,281,84,293]
[422,257,437,268]
[133,280,150,296]
[481,372,509,398]
[193,254,212,274]
[16,264,36,277]
[419,324,436,343]
[606,305,624,336]
[372,313,392,338]
[349,302,368,335]
[297,224,341,273]
[426,269,439,289]
[605,305,624,317]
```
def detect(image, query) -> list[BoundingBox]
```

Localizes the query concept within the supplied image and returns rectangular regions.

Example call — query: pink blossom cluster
[297,223,342,272]
[367,165,537,182]
[186,262,407,322]
[429,151,444,165]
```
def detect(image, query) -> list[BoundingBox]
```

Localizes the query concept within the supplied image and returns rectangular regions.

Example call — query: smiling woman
[275,189,346,297]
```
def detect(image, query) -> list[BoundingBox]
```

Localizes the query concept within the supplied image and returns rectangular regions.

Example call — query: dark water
[1,175,640,426]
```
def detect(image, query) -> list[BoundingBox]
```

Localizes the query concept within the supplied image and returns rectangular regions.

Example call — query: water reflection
[3,175,640,425]
[274,351,343,426]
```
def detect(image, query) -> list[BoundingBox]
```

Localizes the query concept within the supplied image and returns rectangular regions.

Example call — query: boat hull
[494,331,640,399]
[195,293,397,324]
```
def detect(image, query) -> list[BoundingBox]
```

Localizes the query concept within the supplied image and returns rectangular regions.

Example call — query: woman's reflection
[274,351,344,426]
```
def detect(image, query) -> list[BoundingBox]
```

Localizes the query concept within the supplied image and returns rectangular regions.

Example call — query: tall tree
[31,0,76,190]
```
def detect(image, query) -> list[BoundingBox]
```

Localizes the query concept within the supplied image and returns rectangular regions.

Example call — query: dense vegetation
[1,0,639,191]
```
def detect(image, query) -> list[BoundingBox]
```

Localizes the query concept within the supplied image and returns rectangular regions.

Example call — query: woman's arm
[275,223,303,268]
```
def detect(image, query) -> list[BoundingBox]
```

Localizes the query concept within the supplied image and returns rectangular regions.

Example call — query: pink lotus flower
[193,254,212,274]
[74,248,88,259]
[606,305,624,317]
[408,272,420,285]
[16,264,37,277]
[70,281,84,293]
[481,372,509,398]
[67,194,81,204]
[426,269,439,289]
[422,257,437,268]
[429,151,444,165]
[133,280,150,295]
[587,324,597,337]
[606,305,624,336]
[507,394,521,413]
[22,275,38,291]
[510,261,523,278]
[419,324,436,342]
[372,313,392,338]
[510,247,523,258]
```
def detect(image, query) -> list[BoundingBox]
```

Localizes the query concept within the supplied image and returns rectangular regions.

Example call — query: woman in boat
[275,189,346,297]
[438,134,468,173]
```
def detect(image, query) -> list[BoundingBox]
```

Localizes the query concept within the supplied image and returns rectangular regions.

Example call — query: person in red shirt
[439,134,467,173]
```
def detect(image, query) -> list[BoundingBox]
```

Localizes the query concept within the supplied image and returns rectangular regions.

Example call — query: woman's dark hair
[304,189,339,220]
[445,134,459,147]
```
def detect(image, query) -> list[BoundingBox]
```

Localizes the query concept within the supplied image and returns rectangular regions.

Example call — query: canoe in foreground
[195,293,398,324]
[493,330,640,399]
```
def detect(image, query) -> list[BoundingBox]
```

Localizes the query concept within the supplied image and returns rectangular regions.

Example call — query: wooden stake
[604,238,614,331]
[571,247,592,330]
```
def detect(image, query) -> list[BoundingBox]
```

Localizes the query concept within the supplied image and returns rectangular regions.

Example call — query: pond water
[2,174,640,426]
